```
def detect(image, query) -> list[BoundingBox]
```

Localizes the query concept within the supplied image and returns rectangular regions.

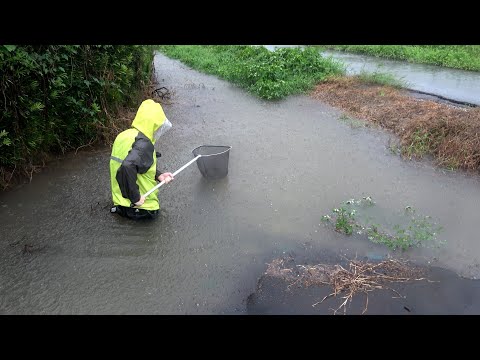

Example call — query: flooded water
[1,51,480,314]
[264,45,480,106]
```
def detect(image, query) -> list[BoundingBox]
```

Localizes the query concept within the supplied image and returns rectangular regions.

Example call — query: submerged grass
[158,45,345,100]
[321,197,444,251]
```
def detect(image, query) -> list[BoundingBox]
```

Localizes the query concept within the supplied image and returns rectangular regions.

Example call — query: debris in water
[265,257,427,315]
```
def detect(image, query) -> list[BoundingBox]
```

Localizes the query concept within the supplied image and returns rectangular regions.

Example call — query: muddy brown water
[1,52,480,314]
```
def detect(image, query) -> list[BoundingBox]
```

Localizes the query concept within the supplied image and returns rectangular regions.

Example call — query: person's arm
[116,134,154,204]
[116,161,141,204]
[154,151,169,181]
[154,152,173,183]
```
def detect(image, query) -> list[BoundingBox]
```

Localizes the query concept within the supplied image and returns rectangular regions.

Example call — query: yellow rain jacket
[110,99,167,210]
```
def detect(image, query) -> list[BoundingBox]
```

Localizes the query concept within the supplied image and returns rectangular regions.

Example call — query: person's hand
[158,172,174,184]
[134,195,146,206]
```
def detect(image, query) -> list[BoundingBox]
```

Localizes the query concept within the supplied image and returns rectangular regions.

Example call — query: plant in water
[388,139,401,155]
[403,130,431,159]
[357,70,407,88]
[322,197,444,251]
[366,207,444,250]
[322,197,375,235]
[338,114,365,128]
[333,207,356,235]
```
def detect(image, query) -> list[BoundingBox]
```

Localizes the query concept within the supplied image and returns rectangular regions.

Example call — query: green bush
[0,45,154,172]
[158,45,345,100]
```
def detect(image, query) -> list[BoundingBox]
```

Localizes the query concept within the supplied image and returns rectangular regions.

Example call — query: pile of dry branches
[265,257,428,314]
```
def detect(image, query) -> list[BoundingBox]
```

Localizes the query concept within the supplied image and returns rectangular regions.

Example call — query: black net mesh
[192,145,231,180]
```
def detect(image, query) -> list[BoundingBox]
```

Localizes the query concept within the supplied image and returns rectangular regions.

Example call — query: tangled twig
[265,257,430,315]
[75,136,96,154]
[153,87,171,100]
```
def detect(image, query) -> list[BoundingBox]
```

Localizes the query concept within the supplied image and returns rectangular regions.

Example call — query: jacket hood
[131,99,167,142]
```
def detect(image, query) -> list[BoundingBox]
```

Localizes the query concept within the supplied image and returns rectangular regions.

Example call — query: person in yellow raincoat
[109,99,174,220]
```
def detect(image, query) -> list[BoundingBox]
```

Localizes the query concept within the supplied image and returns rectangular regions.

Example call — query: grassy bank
[159,45,480,174]
[320,46,480,72]
[312,77,480,172]
[157,45,344,100]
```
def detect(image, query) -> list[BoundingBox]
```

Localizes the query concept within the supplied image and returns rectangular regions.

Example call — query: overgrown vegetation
[0,45,155,189]
[321,197,444,251]
[312,77,480,172]
[158,45,344,100]
[320,45,480,72]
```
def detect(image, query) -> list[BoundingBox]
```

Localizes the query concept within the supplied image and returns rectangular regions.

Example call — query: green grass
[357,70,408,88]
[322,197,444,251]
[402,130,432,159]
[157,45,345,100]
[339,114,366,128]
[318,45,480,72]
